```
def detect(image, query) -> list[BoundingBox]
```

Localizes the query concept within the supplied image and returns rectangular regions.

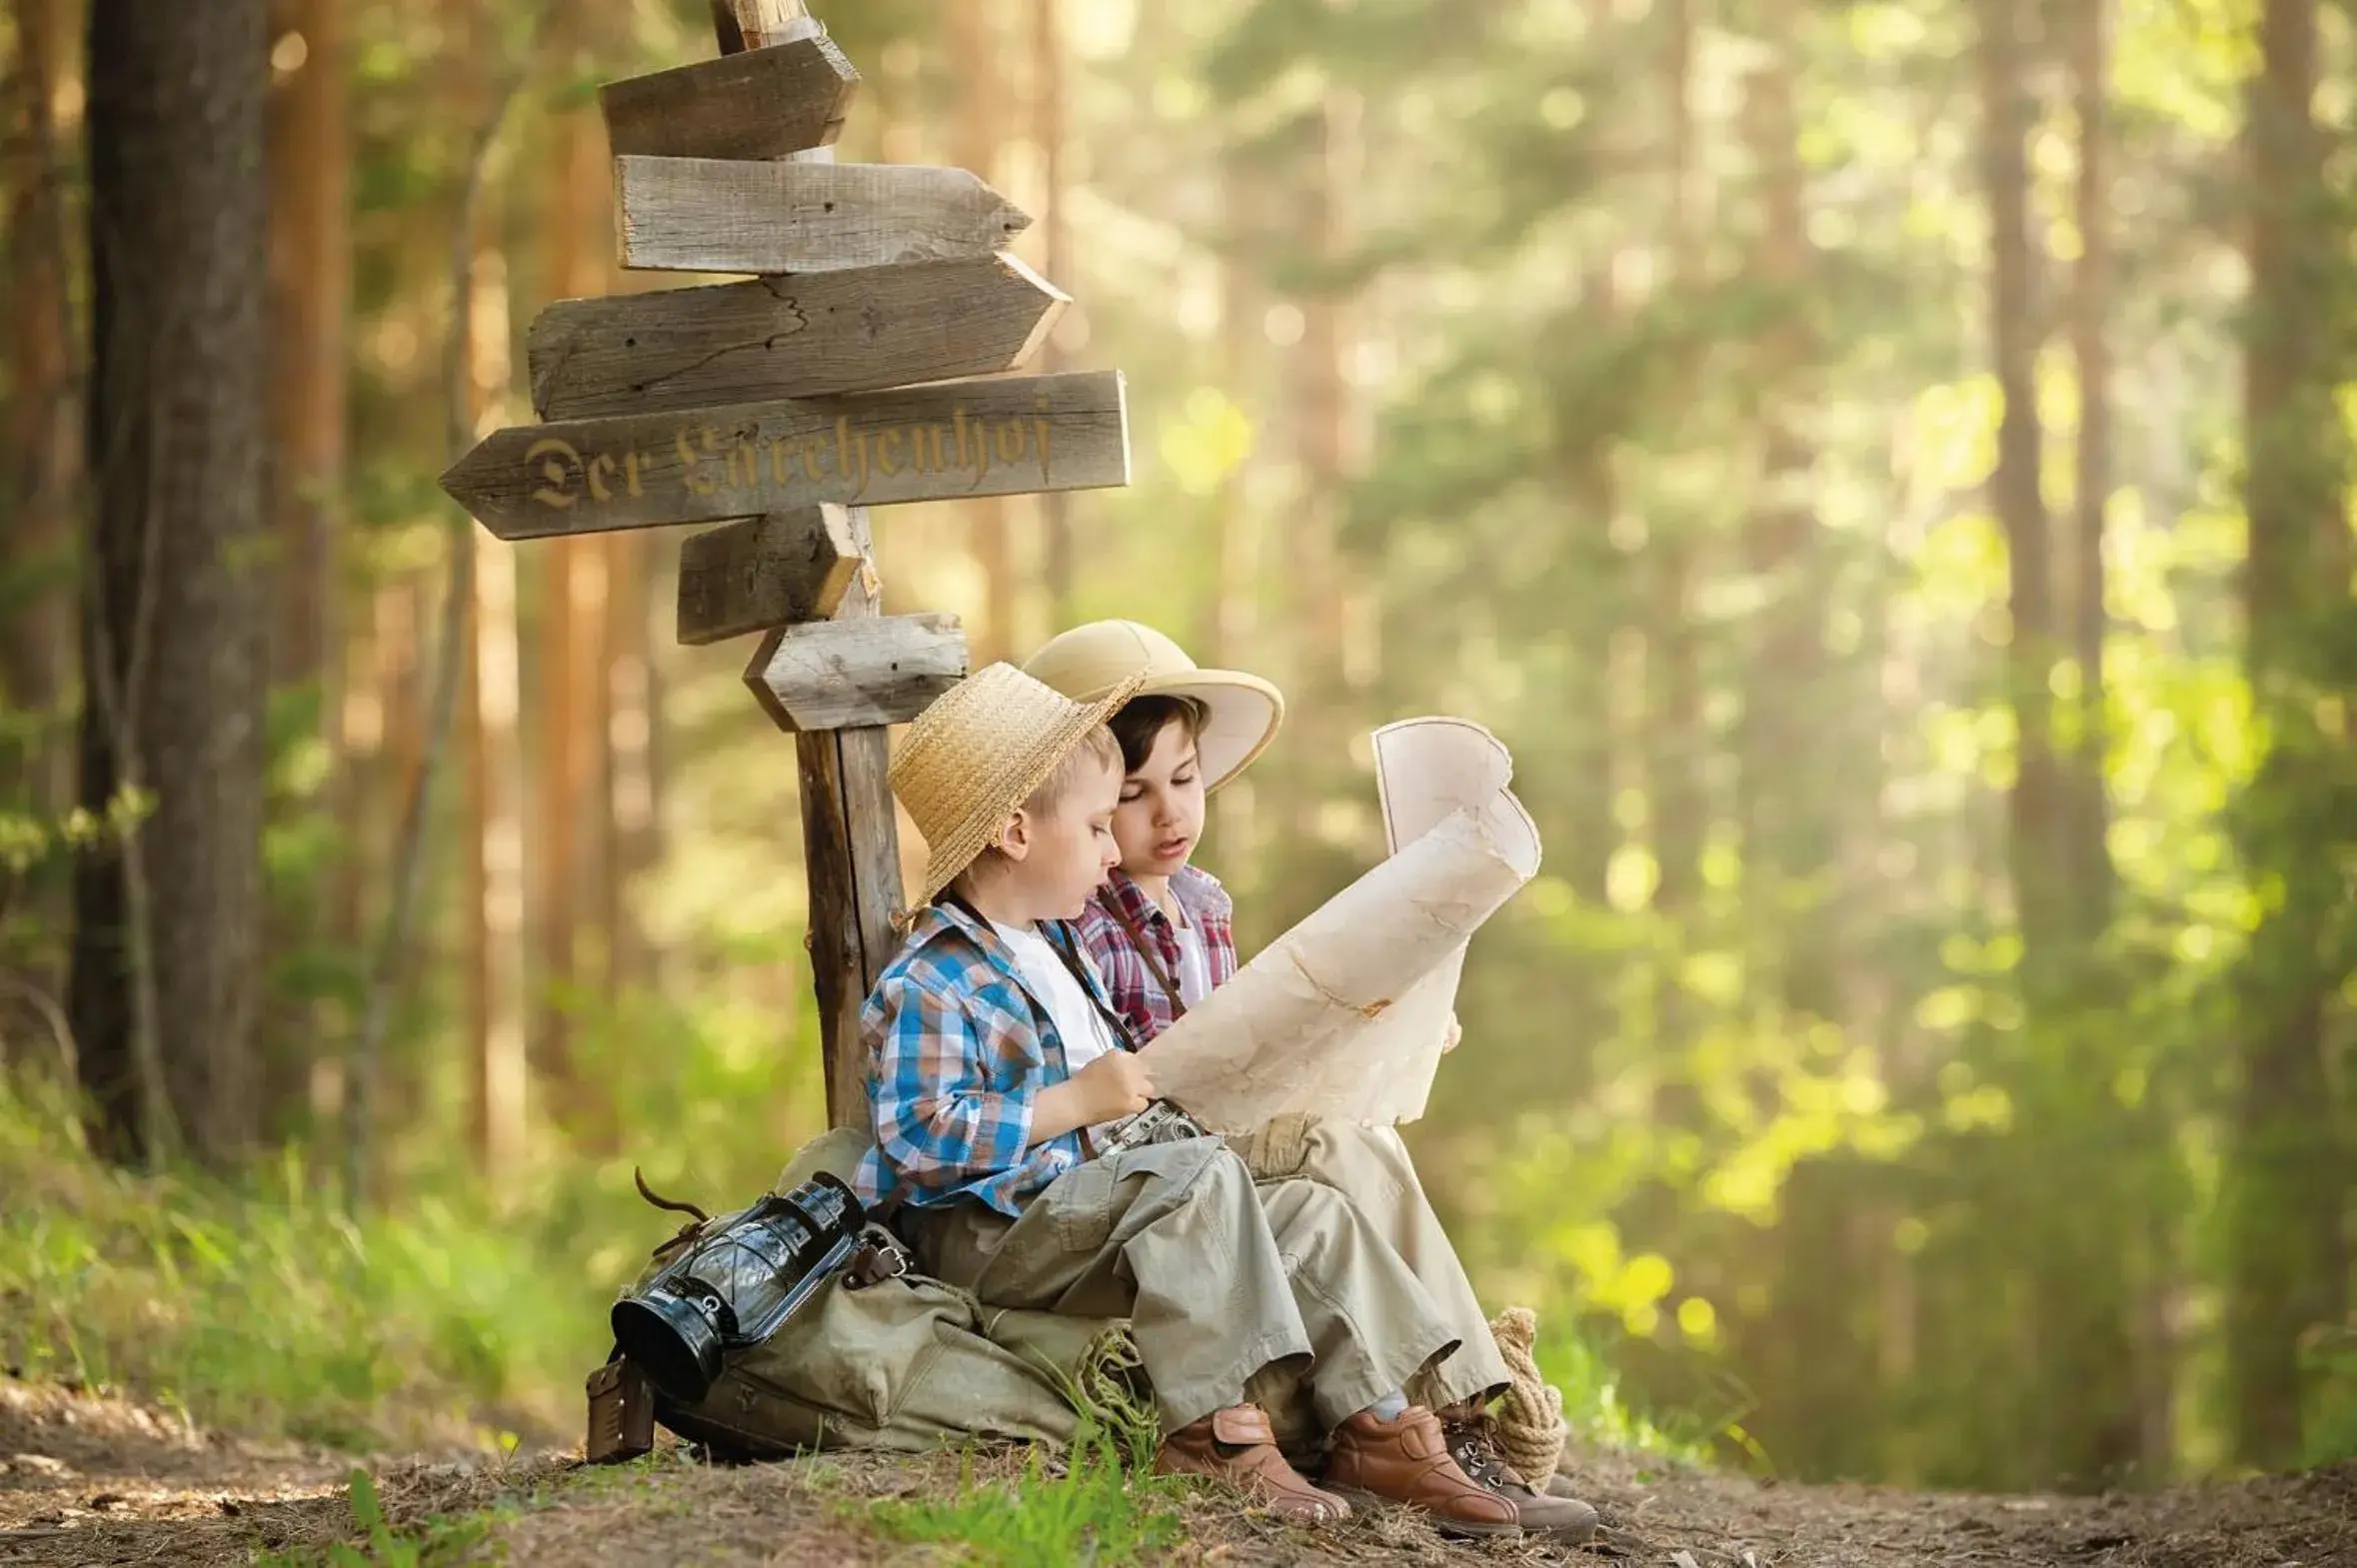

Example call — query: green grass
[0,1074,599,1450]
[1534,1315,1720,1467]
[251,1470,499,1568]
[3,1066,1693,1482]
[864,1423,1188,1568]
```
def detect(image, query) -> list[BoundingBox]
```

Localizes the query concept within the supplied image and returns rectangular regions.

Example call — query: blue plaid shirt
[853,899,1129,1218]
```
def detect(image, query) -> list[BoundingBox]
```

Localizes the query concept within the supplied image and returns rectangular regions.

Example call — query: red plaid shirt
[1073,866,1238,1043]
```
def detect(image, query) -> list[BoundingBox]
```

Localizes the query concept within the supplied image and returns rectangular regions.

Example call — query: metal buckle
[846,1238,912,1290]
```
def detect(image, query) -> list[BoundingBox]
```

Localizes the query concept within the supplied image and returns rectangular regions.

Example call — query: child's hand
[1028,1052,1160,1145]
[1074,1050,1157,1123]
[1441,1013,1463,1054]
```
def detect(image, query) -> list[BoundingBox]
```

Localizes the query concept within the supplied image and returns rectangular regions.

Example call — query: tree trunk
[2065,0,2169,1477]
[1648,0,1704,1049]
[265,0,346,724]
[533,9,615,1142]
[1979,0,2142,1488]
[1293,94,1352,676]
[2064,0,2116,943]
[1734,11,1874,1481]
[1202,158,1267,864]
[259,0,350,1137]
[464,511,529,1179]
[601,531,655,998]
[1268,89,1361,930]
[1978,0,2063,981]
[72,0,272,1168]
[1734,12,1836,1014]
[949,0,1016,663]
[1557,255,1619,911]
[4,0,77,829]
[2227,0,2349,1472]
[452,39,528,1172]
[2,0,79,1074]
[1031,0,1072,624]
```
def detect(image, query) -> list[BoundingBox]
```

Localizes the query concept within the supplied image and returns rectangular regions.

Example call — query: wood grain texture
[599,36,857,163]
[529,253,1069,420]
[742,498,904,1128]
[757,612,965,730]
[730,0,813,50]
[442,369,1130,539]
[614,158,1031,275]
[675,505,861,645]
[794,721,899,1129]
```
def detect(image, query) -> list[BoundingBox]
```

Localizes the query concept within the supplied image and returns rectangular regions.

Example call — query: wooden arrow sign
[615,158,1031,275]
[530,254,1068,422]
[441,370,1130,541]
[600,34,858,163]
[676,506,863,645]
[758,613,967,730]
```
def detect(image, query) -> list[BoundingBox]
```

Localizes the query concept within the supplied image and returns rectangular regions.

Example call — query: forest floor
[2,1375,2353,1568]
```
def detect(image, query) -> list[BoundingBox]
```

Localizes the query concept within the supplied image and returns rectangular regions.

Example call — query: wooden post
[747,511,904,1131]
[721,0,902,1131]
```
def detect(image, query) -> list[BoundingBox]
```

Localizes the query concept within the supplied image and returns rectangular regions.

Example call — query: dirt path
[3,1377,2351,1566]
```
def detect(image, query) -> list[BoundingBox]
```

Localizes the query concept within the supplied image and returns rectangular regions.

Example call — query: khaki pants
[904,1136,1459,1435]
[1231,1116,1511,1412]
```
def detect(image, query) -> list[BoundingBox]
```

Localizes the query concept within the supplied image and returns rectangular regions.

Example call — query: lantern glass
[612,1172,869,1405]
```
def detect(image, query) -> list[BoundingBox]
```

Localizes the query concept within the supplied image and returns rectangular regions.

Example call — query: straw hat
[1021,620,1284,792]
[892,662,1146,906]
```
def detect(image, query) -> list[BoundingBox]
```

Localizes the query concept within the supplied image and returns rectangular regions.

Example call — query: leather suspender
[1098,890,1189,1020]
[943,892,1144,1052]
[940,893,1204,1153]
[1042,917,1149,1053]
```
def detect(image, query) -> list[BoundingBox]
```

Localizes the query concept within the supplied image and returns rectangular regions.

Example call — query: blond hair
[890,663,1145,907]
[1025,724,1122,814]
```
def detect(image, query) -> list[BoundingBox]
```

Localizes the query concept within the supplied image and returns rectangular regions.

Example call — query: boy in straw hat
[1022,621,1598,1544]
[855,662,1520,1537]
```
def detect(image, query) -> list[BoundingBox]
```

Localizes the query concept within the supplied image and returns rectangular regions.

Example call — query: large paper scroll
[1141,718,1541,1132]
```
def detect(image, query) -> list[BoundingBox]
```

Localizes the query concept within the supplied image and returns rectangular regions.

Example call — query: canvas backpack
[589,1128,1135,1461]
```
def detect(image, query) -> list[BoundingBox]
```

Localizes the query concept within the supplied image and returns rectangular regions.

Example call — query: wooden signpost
[615,158,1033,275]
[528,254,1070,418]
[598,34,856,162]
[440,0,1130,1128]
[674,505,861,646]
[446,370,1129,540]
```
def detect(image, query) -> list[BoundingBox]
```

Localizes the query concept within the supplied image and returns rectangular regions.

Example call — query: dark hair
[1109,695,1207,775]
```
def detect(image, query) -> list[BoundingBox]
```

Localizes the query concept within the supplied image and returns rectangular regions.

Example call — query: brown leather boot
[1435,1400,1600,1544]
[1322,1405,1520,1539]
[1155,1404,1351,1526]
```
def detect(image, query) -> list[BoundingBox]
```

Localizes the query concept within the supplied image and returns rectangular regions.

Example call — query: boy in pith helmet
[1021,621,1598,1543]
[856,662,1520,1537]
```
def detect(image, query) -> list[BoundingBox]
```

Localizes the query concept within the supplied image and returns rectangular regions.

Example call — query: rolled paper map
[1141,718,1542,1132]
[1374,716,1516,852]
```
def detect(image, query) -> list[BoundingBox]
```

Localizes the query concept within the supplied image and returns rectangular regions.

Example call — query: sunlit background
[3,0,2353,1494]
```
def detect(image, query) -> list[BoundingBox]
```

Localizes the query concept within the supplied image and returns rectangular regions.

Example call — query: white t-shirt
[993,919,1122,1073]
[1171,910,1215,1011]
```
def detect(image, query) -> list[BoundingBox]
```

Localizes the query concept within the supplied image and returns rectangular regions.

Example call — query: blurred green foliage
[3,0,2354,1495]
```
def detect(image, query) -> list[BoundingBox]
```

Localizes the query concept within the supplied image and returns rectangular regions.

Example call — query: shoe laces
[1442,1416,1517,1492]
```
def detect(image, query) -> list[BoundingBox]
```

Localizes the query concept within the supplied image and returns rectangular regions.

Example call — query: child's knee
[1118,1133,1257,1212]
[1260,1176,1360,1263]
[1187,1139,1261,1205]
